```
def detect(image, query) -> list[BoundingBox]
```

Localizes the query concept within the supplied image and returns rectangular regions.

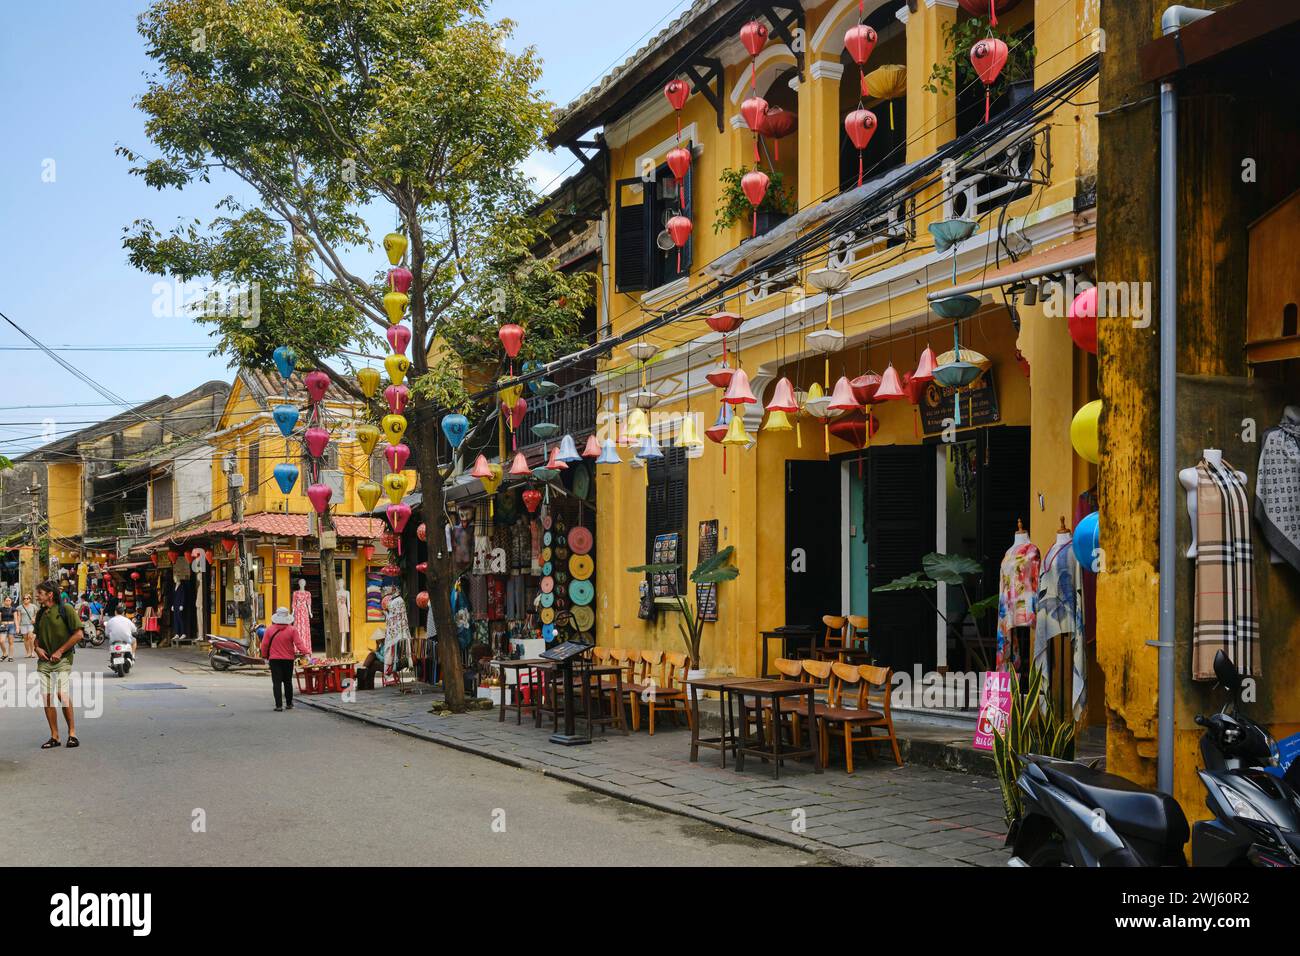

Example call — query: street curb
[300,698,871,867]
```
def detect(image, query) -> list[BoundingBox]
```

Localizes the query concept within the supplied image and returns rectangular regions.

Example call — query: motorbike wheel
[123,660,131,675]
[91,634,106,647]
[209,651,230,672]
[113,664,124,678]
[1027,835,1070,867]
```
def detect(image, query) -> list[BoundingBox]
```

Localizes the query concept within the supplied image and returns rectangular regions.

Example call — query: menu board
[695,520,719,623]
[650,532,680,598]
[919,370,1000,436]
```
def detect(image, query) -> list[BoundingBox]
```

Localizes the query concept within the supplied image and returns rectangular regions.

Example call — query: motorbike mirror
[1213,650,1242,695]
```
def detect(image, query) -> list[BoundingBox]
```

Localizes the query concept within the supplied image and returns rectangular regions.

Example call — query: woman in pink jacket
[260,607,299,711]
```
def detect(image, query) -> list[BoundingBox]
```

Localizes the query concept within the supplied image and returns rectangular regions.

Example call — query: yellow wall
[46,461,84,542]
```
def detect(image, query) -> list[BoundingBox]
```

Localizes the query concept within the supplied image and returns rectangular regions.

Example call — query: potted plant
[991,664,1076,828]
[627,545,737,676]
[923,19,1035,108]
[712,168,795,236]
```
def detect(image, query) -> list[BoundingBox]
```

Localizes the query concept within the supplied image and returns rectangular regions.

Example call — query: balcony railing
[827,196,915,270]
[942,126,1049,223]
[516,383,599,450]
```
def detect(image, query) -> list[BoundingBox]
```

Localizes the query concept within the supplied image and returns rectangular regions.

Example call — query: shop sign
[919,371,1000,435]
[696,520,719,623]
[276,550,304,568]
[973,670,1013,751]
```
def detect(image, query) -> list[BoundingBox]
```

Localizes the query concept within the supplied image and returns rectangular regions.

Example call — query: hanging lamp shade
[721,414,752,447]
[629,388,661,410]
[596,439,622,464]
[806,328,844,354]
[384,383,410,415]
[767,376,799,413]
[625,407,652,441]
[829,411,877,447]
[387,266,413,294]
[636,434,664,460]
[706,364,735,389]
[306,483,332,515]
[663,78,690,111]
[304,370,330,404]
[706,405,731,444]
[928,218,978,254]
[705,311,744,334]
[273,463,299,496]
[522,488,543,513]
[933,358,982,389]
[356,367,381,398]
[723,368,757,405]
[357,480,382,512]
[679,414,704,447]
[383,232,407,265]
[531,421,561,441]
[757,107,797,139]
[509,451,531,477]
[970,38,1010,123]
[384,442,410,474]
[387,323,412,356]
[441,413,469,448]
[850,372,882,404]
[931,294,982,320]
[666,145,691,182]
[380,413,408,446]
[936,347,991,372]
[382,472,409,505]
[272,404,299,438]
[808,267,852,295]
[863,63,907,101]
[740,95,769,132]
[385,353,411,386]
[545,445,570,470]
[828,376,859,412]
[844,23,878,66]
[582,434,602,459]
[382,291,409,325]
[556,434,582,463]
[875,363,906,401]
[763,410,793,432]
[498,323,524,359]
[304,426,331,459]
[1068,286,1099,354]
[913,345,938,382]
[626,342,659,364]
[272,345,297,380]
[470,454,492,479]
[355,423,381,457]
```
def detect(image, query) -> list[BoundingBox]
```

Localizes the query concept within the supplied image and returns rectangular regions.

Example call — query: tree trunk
[320,510,342,658]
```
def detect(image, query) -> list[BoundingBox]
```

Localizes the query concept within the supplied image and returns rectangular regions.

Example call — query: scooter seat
[1039,759,1190,850]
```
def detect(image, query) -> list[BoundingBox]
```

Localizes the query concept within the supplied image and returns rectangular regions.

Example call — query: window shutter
[679,153,693,275]
[247,440,260,490]
[615,177,648,293]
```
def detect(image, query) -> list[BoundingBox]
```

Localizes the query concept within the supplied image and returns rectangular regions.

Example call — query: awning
[926,235,1095,301]
[107,561,152,572]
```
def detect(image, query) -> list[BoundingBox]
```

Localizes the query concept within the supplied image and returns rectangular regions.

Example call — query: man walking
[33,581,83,749]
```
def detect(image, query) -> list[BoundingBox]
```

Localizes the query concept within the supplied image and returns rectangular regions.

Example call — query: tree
[122,0,589,709]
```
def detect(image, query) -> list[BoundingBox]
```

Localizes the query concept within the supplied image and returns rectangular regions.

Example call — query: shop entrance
[784,460,841,631]
[298,565,326,652]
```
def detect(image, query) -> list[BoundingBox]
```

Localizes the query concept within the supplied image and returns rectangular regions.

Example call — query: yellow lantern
[626,407,652,441]
[381,413,408,446]
[357,480,383,512]
[382,472,409,505]
[383,232,407,265]
[678,413,704,448]
[357,367,381,398]
[478,462,504,496]
[1070,400,1102,465]
[722,414,753,447]
[497,378,524,410]
[385,353,411,386]
[383,291,408,325]
[763,410,793,432]
[356,423,381,456]
[864,64,908,129]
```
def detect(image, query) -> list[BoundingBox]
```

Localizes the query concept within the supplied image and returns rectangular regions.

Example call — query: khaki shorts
[37,657,73,699]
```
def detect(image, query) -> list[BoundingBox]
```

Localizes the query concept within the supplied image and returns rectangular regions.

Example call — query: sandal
[66,737,80,748]
[41,737,61,749]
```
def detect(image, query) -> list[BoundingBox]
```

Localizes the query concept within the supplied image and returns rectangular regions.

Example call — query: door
[784,460,841,631]
[867,444,937,674]
[975,426,1032,660]
[301,566,326,652]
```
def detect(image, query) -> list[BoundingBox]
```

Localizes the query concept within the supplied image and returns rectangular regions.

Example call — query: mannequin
[1035,517,1087,721]
[171,581,187,643]
[1179,449,1247,558]
[291,578,312,656]
[336,587,351,654]
[997,518,1040,674]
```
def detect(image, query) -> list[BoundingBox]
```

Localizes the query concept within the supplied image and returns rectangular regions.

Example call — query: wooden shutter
[784,460,841,631]
[614,177,649,293]
[247,440,260,490]
[646,446,688,592]
[976,425,1032,616]
[152,474,174,522]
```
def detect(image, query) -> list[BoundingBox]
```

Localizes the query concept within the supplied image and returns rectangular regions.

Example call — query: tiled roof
[134,513,385,552]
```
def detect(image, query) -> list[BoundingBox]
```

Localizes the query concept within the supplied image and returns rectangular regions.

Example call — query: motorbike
[208,631,264,672]
[77,618,106,648]
[1008,650,1300,867]
[108,637,134,678]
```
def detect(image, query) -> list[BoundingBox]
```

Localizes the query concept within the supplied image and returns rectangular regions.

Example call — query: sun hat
[271,607,293,625]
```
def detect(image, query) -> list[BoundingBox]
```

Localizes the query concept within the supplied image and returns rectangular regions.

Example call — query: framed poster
[650,532,680,598]
[365,569,385,622]
[920,370,1001,436]
[695,519,719,623]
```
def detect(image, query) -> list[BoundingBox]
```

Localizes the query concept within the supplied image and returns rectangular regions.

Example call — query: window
[645,444,688,596]
[614,156,693,293]
[247,440,260,491]
[152,474,174,522]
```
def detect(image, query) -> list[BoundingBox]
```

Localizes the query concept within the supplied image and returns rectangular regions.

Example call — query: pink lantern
[546,446,569,471]
[767,377,799,413]
[384,442,410,473]
[844,24,878,67]
[509,451,531,477]
[306,483,332,515]
[386,502,412,535]
[388,267,413,294]
[829,376,859,412]
[723,368,757,405]
[415,561,428,573]
[415,591,430,609]
[740,19,768,56]
[741,169,770,236]
[875,363,906,401]
[498,323,524,359]
[913,345,938,382]
[387,323,412,355]
[416,522,428,541]
[740,96,769,133]
[304,370,330,404]
[850,371,882,404]
[581,434,602,458]
[384,383,410,415]
[1068,286,1099,354]
[844,109,878,186]
[304,426,330,458]
[470,454,492,479]
[970,38,1010,123]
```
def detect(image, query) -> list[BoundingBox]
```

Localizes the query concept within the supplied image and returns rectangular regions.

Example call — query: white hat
[271,607,293,625]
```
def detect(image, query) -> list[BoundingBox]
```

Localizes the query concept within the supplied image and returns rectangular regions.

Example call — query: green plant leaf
[967,594,999,618]
[922,551,982,584]
[872,571,937,592]
[627,562,680,575]
[690,545,738,584]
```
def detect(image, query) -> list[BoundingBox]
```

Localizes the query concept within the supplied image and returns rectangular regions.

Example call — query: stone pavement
[303,685,1012,867]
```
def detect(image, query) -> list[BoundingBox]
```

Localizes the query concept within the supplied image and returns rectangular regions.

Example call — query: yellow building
[544,0,1102,718]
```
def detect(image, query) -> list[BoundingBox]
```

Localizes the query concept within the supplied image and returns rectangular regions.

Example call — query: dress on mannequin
[1035,521,1087,720]
[997,524,1040,672]
[171,583,187,640]
[336,588,350,652]
[292,580,312,656]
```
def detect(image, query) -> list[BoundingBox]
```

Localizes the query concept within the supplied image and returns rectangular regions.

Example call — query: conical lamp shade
[509,451,531,477]
[470,454,492,479]
[828,375,859,411]
[874,363,906,401]
[763,410,793,432]
[913,345,938,382]
[596,439,622,464]
[706,405,731,444]
[545,446,569,470]
[679,414,704,447]
[723,368,757,405]
[582,434,602,459]
[556,434,581,463]
[722,413,752,447]
[767,377,798,413]
[626,408,652,441]
[636,434,664,459]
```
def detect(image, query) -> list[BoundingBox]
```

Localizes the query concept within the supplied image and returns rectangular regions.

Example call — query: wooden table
[686,676,767,767]
[535,661,628,737]
[492,658,547,726]
[732,680,823,778]
[759,626,816,677]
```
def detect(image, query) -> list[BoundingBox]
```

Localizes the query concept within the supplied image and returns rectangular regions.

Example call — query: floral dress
[996,541,1040,671]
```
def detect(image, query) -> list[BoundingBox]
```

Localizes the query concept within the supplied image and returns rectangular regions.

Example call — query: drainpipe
[1156,4,1211,796]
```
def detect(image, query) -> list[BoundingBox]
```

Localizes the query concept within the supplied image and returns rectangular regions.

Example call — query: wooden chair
[592,646,611,665]
[857,664,902,767]
[643,651,694,735]
[817,662,902,773]
[811,615,848,660]
[620,650,660,731]
[843,615,871,663]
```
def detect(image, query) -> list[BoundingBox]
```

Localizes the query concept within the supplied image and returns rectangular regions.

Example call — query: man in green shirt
[34,581,82,749]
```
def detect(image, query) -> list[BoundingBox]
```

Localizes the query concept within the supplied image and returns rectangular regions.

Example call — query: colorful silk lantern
[357,480,382,512]
[1068,286,1099,354]
[723,368,757,405]
[385,384,410,415]
[388,266,412,294]
[667,145,691,207]
[767,377,799,413]
[971,38,1010,123]
[272,345,296,380]
[382,291,408,325]
[863,64,907,129]
[415,590,430,609]
[1073,511,1100,571]
[356,423,381,457]
[844,23,877,67]
[850,371,882,404]
[740,18,768,56]
[509,451,531,477]
[273,462,299,495]
[664,77,690,138]
[381,413,408,446]
[556,434,582,463]
[304,426,330,459]
[304,370,330,404]
[386,502,412,536]
[306,483,332,515]
[636,434,664,460]
[596,439,622,464]
[522,489,542,513]
[875,363,906,401]
[763,410,793,433]
[384,442,410,473]
[581,434,602,459]
[913,345,938,383]
[272,404,299,437]
[382,472,409,505]
[505,397,528,431]
[357,366,381,398]
[416,522,428,541]
[498,323,524,359]
[829,411,878,448]
[844,109,878,186]
[741,169,770,236]
[386,323,412,356]
[545,445,569,471]
[705,311,744,335]
[706,363,735,389]
[383,232,407,265]
[757,108,797,159]
[722,414,752,447]
[441,413,469,448]
[828,376,859,412]
[705,404,731,444]
[470,454,492,479]
[1071,400,1102,464]
[625,408,652,442]
[957,0,1022,27]
[679,414,704,447]
[385,353,410,386]
[740,96,769,134]
[666,215,692,272]
[415,561,428,574]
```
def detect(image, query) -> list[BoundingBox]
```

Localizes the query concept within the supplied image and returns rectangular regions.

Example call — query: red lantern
[205,550,214,564]
[416,522,428,542]
[850,371,882,404]
[957,0,1022,27]
[705,312,744,335]
[381,530,399,549]
[415,561,428,574]
[167,549,178,563]
[741,169,770,236]
[388,267,413,294]
[666,145,691,207]
[361,544,376,561]
[222,537,237,553]
[740,19,768,57]
[498,323,524,360]
[740,96,769,133]
[970,38,1009,123]
[149,553,158,566]
[415,591,430,609]
[663,78,690,112]
[666,215,693,271]
[386,502,412,536]
[522,488,542,513]
[706,364,735,389]
[829,411,878,447]
[382,564,400,577]
[844,24,877,67]
[844,109,878,186]
[705,406,731,444]
[1068,286,1099,354]
[304,370,330,404]
[502,397,528,431]
[131,572,140,581]
[757,108,797,159]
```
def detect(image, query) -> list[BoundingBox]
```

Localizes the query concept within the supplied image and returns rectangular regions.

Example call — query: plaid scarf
[1193,459,1259,680]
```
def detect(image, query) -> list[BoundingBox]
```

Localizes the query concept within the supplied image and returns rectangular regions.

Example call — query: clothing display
[1034,536,1087,720]
[336,590,350,635]
[1254,408,1300,572]
[996,538,1040,672]
[291,587,312,656]
[381,593,411,677]
[1193,458,1260,680]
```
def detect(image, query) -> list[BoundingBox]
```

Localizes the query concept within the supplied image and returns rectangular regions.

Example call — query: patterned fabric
[997,540,1040,671]
[291,588,312,656]
[382,594,411,676]
[1194,459,1260,679]
[1254,412,1300,572]
[1034,539,1087,720]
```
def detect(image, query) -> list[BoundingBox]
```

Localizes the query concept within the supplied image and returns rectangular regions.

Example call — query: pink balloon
[384,442,410,473]
[304,370,330,404]
[304,426,330,458]
[306,483,331,515]
[387,323,411,355]
[384,383,410,414]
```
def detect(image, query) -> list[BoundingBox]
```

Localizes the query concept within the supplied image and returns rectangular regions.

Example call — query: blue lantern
[441,413,469,448]
[272,345,297,380]
[273,462,299,495]
[1072,511,1100,572]
[272,404,299,438]
[595,439,622,464]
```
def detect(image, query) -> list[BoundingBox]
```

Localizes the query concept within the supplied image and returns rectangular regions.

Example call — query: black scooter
[1008,651,1300,866]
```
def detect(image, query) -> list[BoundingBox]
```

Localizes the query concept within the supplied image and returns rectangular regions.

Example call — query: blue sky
[0,0,687,455]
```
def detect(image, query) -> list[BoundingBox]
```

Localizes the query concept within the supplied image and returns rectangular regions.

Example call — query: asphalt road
[0,644,811,866]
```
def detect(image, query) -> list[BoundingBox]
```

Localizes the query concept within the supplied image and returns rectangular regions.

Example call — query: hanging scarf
[996,540,1040,671]
[1033,539,1087,721]
[1254,412,1300,573]
[1193,458,1260,680]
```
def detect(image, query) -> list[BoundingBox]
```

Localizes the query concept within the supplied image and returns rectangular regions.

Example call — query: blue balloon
[272,404,299,437]
[441,413,469,448]
[273,462,299,495]
[272,345,297,380]
[1072,511,1100,572]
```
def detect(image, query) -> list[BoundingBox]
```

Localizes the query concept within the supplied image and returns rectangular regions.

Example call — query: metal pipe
[1157,77,1178,795]
[925,252,1096,301]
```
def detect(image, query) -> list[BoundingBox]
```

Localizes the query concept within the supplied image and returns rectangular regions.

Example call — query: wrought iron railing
[515,383,599,451]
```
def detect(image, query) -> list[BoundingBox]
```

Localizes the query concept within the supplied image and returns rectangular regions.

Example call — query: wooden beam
[1139,0,1300,81]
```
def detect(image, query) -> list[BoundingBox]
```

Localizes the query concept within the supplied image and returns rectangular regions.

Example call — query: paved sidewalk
[303,686,1011,867]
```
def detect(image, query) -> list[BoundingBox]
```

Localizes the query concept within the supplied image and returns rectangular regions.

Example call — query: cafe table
[491,658,548,726]
[731,680,823,778]
[685,676,767,767]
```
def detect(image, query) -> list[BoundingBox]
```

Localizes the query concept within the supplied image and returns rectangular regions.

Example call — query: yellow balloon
[1070,400,1102,464]
[357,367,381,398]
[385,353,411,386]
[356,423,381,456]
[479,462,504,496]
[381,414,408,446]
[357,480,382,512]
[383,291,408,325]
[382,472,409,505]
[383,232,407,266]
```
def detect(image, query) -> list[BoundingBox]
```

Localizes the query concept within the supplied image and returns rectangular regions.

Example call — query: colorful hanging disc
[569,579,594,606]
[572,605,595,632]
[567,527,593,555]
[538,591,555,608]
[569,554,594,580]
[540,607,555,625]
[539,577,555,594]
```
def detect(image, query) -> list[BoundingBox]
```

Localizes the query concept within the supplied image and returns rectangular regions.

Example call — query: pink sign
[973,670,1013,751]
